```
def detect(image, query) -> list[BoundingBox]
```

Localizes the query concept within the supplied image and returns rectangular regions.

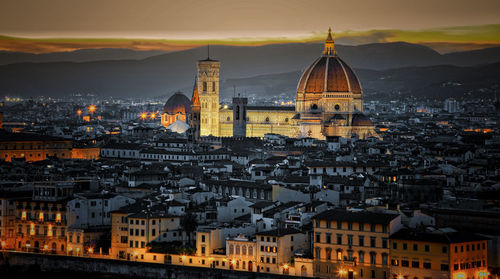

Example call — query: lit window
[56,213,61,223]
[21,211,27,220]
[39,212,44,221]
[48,225,53,237]
[30,223,35,235]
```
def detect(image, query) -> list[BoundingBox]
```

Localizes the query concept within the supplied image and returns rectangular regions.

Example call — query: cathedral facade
[161,29,378,140]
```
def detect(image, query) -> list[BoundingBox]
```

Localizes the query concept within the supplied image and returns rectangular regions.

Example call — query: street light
[76,109,82,118]
[150,112,156,119]
[88,105,96,114]
[140,112,147,120]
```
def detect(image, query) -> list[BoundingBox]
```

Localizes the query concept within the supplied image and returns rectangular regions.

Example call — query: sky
[0,0,499,53]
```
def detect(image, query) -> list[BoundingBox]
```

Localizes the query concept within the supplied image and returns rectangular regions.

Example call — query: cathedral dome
[351,113,373,126]
[163,92,191,115]
[297,29,361,95]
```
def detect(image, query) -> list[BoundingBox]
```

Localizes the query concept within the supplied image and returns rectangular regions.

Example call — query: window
[337,234,342,245]
[392,258,399,266]
[370,224,376,232]
[442,246,447,253]
[315,233,321,243]
[359,251,365,263]
[359,223,364,231]
[152,229,156,236]
[326,233,331,244]
[370,237,376,248]
[370,253,376,265]
[413,244,418,251]
[348,222,353,230]
[359,236,364,247]
[440,264,449,271]
[382,254,388,265]
[401,260,409,267]
[425,245,430,252]
[201,235,205,242]
[337,221,342,229]
[382,238,387,248]
[423,262,431,269]
[393,242,397,249]
[403,243,408,250]
[412,261,419,268]
[347,235,353,246]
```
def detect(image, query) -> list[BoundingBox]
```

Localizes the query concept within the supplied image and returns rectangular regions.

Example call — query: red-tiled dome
[163,92,191,115]
[297,28,361,95]
[297,56,362,94]
[351,113,373,126]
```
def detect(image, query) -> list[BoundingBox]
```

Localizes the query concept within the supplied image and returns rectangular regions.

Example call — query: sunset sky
[1,0,499,53]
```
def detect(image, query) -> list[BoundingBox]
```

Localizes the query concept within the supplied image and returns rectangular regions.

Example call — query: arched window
[265,117,270,122]
[203,82,207,92]
[242,245,247,255]
[227,117,230,121]
[335,104,340,111]
[312,104,318,110]
[358,251,365,263]
[285,118,289,122]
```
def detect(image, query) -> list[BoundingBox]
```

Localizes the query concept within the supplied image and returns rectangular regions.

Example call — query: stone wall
[0,251,303,279]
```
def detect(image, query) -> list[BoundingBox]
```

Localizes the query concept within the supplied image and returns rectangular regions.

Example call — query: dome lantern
[323,27,336,57]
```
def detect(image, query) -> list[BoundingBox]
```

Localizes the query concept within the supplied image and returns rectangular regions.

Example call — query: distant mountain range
[0,49,167,65]
[0,42,499,99]
[224,62,500,101]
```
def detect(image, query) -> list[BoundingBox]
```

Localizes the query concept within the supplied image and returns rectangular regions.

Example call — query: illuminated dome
[163,92,191,115]
[297,55,362,94]
[351,113,373,126]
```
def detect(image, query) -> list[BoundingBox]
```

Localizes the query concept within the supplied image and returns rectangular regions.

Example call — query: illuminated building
[0,131,72,162]
[161,92,192,128]
[312,209,401,279]
[13,183,72,254]
[390,228,489,279]
[255,228,308,274]
[189,28,378,140]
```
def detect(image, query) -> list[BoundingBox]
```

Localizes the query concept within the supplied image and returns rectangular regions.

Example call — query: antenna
[207,44,210,59]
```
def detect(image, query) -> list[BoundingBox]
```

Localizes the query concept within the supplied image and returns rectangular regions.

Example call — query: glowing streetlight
[231,259,236,265]
[1,241,5,249]
[140,112,147,120]
[283,264,289,269]
[76,109,82,117]
[88,247,93,254]
[88,105,96,115]
[150,112,156,119]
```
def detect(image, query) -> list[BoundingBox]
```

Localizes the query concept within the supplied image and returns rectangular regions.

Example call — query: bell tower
[197,50,220,137]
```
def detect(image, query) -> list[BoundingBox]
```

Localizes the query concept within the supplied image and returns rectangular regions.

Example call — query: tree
[180,213,198,247]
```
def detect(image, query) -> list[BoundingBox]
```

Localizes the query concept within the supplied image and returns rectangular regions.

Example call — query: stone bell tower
[197,49,220,137]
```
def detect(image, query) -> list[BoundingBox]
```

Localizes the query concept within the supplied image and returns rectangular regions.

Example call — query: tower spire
[191,77,200,107]
[323,27,336,56]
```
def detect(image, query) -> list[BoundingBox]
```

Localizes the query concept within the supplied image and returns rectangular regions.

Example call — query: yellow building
[161,28,378,140]
[312,209,402,279]
[390,228,489,279]
[0,131,72,162]
[13,184,72,255]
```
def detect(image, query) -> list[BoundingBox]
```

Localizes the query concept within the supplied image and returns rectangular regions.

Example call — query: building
[255,228,309,274]
[161,28,378,140]
[13,183,73,254]
[0,130,73,162]
[390,228,489,279]
[443,98,459,113]
[161,92,192,128]
[312,209,402,279]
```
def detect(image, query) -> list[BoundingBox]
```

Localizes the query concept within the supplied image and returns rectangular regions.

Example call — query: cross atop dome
[323,27,336,57]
